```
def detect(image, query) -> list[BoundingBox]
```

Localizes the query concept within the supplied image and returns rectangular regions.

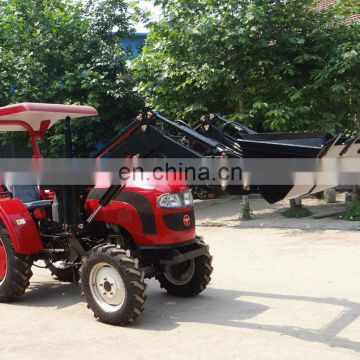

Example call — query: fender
[85,198,146,242]
[0,198,43,254]
[86,189,196,247]
[87,189,157,234]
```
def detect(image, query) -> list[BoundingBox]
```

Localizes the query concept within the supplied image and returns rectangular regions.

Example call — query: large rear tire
[0,226,33,301]
[79,244,146,326]
[156,244,213,297]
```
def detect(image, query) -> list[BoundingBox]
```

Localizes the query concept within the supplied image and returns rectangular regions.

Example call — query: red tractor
[0,103,213,325]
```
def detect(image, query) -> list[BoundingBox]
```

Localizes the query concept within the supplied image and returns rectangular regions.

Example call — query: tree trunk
[239,195,253,220]
[238,80,244,112]
[289,198,302,208]
[352,185,360,200]
[353,102,360,199]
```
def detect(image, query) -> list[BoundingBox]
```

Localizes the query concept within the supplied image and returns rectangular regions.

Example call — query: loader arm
[93,112,360,204]
[93,113,237,159]
[92,112,257,199]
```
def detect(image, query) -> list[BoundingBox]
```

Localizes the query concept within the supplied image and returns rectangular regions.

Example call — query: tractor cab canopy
[0,103,98,157]
[0,102,98,132]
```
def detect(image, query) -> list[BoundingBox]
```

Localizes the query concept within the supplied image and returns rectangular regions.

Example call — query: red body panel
[0,198,43,254]
[86,175,196,246]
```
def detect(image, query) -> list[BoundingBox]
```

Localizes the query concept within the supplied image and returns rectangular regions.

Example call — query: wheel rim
[89,262,126,313]
[0,238,7,285]
[164,259,195,286]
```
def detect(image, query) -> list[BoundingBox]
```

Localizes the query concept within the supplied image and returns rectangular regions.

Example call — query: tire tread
[156,244,213,297]
[0,227,33,302]
[80,244,146,325]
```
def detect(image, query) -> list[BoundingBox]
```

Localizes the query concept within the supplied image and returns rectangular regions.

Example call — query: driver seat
[8,185,52,211]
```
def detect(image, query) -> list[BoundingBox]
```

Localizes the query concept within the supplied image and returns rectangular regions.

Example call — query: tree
[0,0,143,156]
[131,0,360,134]
[313,0,360,132]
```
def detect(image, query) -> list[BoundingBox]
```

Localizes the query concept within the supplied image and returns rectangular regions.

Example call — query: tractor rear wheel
[79,244,146,326]
[0,226,33,301]
[156,245,213,297]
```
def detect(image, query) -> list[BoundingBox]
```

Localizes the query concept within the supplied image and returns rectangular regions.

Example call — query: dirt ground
[196,192,360,230]
[1,195,360,360]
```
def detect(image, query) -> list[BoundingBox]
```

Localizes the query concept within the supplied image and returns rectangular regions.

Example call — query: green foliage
[240,196,254,220]
[281,206,313,218]
[339,199,360,221]
[132,0,360,133]
[191,186,209,200]
[0,0,143,156]
[334,0,359,17]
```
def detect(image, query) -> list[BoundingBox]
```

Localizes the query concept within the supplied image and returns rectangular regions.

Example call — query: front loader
[111,111,358,204]
[0,103,213,326]
[0,103,356,326]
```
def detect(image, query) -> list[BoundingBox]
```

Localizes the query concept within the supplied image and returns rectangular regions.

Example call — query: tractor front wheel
[156,245,213,297]
[80,244,146,326]
[0,226,33,301]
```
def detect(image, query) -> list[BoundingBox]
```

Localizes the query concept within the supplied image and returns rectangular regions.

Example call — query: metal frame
[94,111,238,160]
[0,119,50,158]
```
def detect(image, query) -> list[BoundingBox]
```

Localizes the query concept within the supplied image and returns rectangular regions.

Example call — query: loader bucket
[193,114,359,204]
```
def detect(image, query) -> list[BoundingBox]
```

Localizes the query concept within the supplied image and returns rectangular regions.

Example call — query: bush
[339,199,360,221]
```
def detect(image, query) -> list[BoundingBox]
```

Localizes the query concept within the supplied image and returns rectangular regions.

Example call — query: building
[314,0,359,24]
[121,32,148,59]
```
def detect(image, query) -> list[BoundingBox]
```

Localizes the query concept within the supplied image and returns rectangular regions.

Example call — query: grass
[339,199,360,221]
[281,206,313,218]
[240,203,255,220]
[191,186,209,200]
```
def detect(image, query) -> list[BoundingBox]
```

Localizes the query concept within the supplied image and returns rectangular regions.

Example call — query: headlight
[157,190,193,208]
[183,190,193,206]
[157,193,182,208]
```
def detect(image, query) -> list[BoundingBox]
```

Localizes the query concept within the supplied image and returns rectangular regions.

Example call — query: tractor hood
[120,171,189,194]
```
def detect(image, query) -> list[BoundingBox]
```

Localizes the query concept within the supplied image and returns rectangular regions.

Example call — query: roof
[314,0,360,24]
[314,0,337,12]
[0,103,98,132]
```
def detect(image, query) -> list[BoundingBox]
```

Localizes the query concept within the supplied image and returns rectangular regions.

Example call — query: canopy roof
[0,103,98,132]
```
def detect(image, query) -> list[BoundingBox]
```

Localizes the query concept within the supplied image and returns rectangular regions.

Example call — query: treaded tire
[79,244,146,326]
[156,243,213,297]
[0,225,33,301]
[45,261,78,283]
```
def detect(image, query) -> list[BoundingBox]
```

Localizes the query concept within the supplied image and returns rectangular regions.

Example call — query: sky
[133,0,162,33]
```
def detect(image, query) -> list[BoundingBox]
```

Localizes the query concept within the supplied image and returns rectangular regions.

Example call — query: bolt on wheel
[89,262,126,312]
[80,244,146,326]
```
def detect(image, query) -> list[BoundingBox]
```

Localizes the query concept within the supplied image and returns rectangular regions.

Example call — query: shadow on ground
[140,287,360,353]
[20,279,360,352]
[22,281,83,308]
